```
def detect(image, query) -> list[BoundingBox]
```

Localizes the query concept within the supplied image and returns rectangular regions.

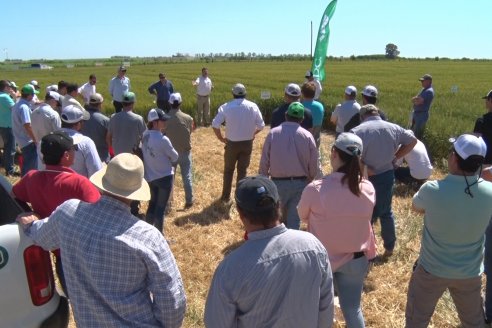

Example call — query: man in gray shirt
[351,104,416,258]
[205,175,334,327]
[331,85,361,136]
[81,93,110,163]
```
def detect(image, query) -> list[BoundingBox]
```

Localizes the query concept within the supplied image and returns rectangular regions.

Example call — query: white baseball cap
[47,91,61,102]
[450,134,487,159]
[361,85,378,98]
[345,85,357,96]
[232,83,246,96]
[61,105,90,123]
[169,92,182,104]
[284,83,301,97]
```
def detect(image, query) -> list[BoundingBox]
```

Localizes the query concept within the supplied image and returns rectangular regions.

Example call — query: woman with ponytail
[298,132,376,328]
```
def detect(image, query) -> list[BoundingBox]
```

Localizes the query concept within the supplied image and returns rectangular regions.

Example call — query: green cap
[21,84,39,95]
[287,102,304,119]
[122,91,136,103]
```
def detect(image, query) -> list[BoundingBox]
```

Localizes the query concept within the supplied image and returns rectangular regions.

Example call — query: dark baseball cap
[41,131,77,162]
[235,176,279,212]
[482,90,492,100]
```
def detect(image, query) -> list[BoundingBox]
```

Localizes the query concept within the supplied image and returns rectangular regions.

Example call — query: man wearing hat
[473,90,492,166]
[29,80,42,109]
[148,73,174,112]
[0,80,16,176]
[411,74,435,140]
[31,91,62,169]
[351,104,417,258]
[270,83,313,131]
[406,134,492,327]
[331,85,361,137]
[81,93,110,163]
[12,131,100,294]
[166,92,195,208]
[16,153,187,327]
[109,65,131,113]
[205,175,333,327]
[61,105,102,178]
[212,83,265,202]
[305,70,322,100]
[259,102,318,230]
[12,84,40,176]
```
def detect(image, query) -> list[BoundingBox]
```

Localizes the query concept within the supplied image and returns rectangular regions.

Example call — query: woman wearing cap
[142,108,178,234]
[298,132,376,328]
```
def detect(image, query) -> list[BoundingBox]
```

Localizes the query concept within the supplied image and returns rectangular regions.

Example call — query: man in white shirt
[61,83,85,111]
[212,83,265,201]
[109,66,131,113]
[331,86,361,136]
[192,67,213,126]
[305,70,322,100]
[78,74,97,107]
[394,132,433,186]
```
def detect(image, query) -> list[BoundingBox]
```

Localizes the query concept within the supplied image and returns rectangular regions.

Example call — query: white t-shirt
[397,140,433,179]
[195,76,213,96]
[78,82,96,104]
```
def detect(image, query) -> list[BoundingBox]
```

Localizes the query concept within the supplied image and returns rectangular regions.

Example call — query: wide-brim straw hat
[90,153,150,201]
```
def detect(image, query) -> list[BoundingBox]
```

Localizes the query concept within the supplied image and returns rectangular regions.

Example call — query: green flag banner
[311,0,337,82]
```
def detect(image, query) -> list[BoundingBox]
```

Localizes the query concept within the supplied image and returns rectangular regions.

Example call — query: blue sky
[1,0,490,60]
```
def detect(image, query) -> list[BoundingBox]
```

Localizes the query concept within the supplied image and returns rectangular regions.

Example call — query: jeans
[174,151,193,204]
[222,140,253,200]
[411,113,428,140]
[369,170,396,251]
[272,178,308,230]
[113,100,123,113]
[146,175,173,233]
[21,142,38,176]
[485,221,492,321]
[0,127,15,174]
[333,256,369,328]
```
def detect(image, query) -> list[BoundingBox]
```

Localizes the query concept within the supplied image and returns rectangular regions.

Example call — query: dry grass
[9,126,461,327]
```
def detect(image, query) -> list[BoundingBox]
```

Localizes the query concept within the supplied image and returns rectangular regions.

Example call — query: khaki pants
[196,95,210,126]
[405,265,484,328]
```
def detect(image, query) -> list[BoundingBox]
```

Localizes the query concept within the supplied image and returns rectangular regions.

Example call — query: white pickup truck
[0,175,68,328]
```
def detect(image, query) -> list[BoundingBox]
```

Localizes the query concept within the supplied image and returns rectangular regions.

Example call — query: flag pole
[310,21,313,60]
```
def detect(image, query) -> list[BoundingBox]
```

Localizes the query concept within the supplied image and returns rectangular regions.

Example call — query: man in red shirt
[12,130,100,294]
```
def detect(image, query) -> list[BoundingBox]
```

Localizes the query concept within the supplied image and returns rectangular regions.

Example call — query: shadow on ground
[173,199,234,226]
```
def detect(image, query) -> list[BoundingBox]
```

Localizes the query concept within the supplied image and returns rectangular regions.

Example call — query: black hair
[43,153,64,165]
[66,83,78,94]
[334,147,363,196]
[362,94,377,105]
[455,152,484,173]
[58,80,68,89]
[233,94,246,99]
[61,121,78,129]
[236,201,280,228]
[89,74,96,80]
[0,80,9,91]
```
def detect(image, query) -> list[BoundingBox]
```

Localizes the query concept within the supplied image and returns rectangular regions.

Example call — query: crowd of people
[1,66,492,327]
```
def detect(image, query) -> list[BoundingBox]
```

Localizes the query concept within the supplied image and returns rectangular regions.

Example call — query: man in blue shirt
[205,175,333,327]
[411,74,435,140]
[148,73,174,112]
[0,80,16,176]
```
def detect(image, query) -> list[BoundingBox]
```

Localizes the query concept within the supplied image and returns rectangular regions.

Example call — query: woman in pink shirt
[298,132,376,328]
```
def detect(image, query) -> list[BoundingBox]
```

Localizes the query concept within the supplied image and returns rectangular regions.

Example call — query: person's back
[82,107,110,162]
[402,139,433,180]
[167,108,193,153]
[109,110,145,155]
[213,98,263,141]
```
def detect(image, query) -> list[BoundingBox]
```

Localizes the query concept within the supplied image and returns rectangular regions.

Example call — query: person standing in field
[31,91,62,169]
[259,102,318,230]
[411,74,434,140]
[331,85,361,137]
[270,83,313,132]
[109,65,131,113]
[166,92,195,209]
[78,74,97,107]
[148,73,174,112]
[405,134,492,327]
[212,83,264,202]
[81,93,110,163]
[204,175,334,328]
[344,85,380,132]
[61,83,85,111]
[301,81,324,148]
[16,153,187,328]
[305,70,322,100]
[0,80,17,176]
[298,133,376,328]
[60,105,102,178]
[193,67,213,126]
[473,90,492,166]
[12,84,39,176]
[351,104,417,259]
[12,131,101,295]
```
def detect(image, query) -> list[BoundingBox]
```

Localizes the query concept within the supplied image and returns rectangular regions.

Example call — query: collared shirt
[302,99,325,127]
[331,100,361,133]
[81,107,110,163]
[108,110,146,155]
[204,224,333,328]
[61,94,85,111]
[259,122,318,180]
[31,103,61,142]
[413,86,434,114]
[61,128,102,178]
[166,109,194,153]
[351,116,416,175]
[194,75,213,96]
[12,98,33,148]
[142,129,178,182]
[413,175,492,279]
[109,76,131,102]
[78,82,96,105]
[270,102,314,131]
[212,98,264,141]
[148,80,174,101]
[0,91,15,128]
[298,172,376,271]
[395,139,433,180]
[25,195,187,328]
